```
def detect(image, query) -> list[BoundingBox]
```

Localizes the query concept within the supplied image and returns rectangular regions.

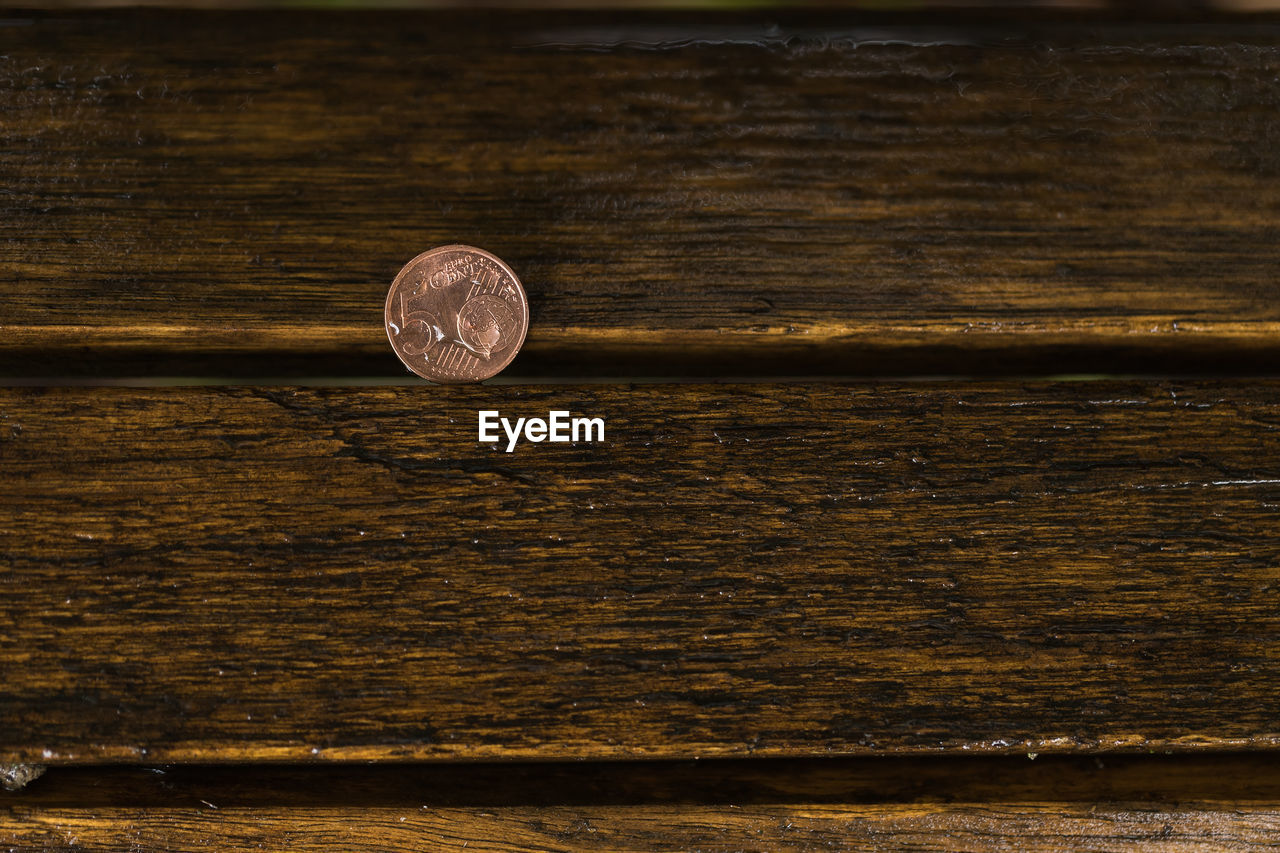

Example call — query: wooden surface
[5,757,1280,851]
[9,802,1280,852]
[6,9,1280,848]
[4,13,1280,376]
[3,382,1280,763]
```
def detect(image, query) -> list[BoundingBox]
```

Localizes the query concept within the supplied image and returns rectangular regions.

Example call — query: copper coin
[385,245,529,383]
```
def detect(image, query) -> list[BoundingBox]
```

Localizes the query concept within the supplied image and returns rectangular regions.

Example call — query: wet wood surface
[4,12,1280,377]
[5,756,1280,851]
[3,382,1279,763]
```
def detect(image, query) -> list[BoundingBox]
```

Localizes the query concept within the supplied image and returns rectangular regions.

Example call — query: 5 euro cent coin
[385,244,529,383]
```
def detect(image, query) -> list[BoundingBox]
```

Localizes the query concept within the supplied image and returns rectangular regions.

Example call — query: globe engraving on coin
[385,245,529,383]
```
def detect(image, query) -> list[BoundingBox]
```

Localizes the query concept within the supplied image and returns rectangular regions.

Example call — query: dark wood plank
[2,382,1279,761]
[6,13,1280,377]
[5,757,1280,851]
[9,804,1280,852]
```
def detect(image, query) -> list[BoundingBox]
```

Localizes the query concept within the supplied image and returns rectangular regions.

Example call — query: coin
[385,245,529,383]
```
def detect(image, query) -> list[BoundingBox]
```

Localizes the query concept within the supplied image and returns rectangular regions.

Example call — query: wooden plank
[9,804,1280,852]
[2,382,1279,761]
[5,757,1280,851]
[6,13,1280,377]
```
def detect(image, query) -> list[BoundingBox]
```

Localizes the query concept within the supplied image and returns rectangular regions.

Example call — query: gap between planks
[4,757,1280,852]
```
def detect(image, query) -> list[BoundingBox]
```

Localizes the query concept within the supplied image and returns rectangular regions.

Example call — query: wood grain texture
[2,382,1279,762]
[5,757,1280,851]
[8,804,1280,852]
[5,13,1280,377]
